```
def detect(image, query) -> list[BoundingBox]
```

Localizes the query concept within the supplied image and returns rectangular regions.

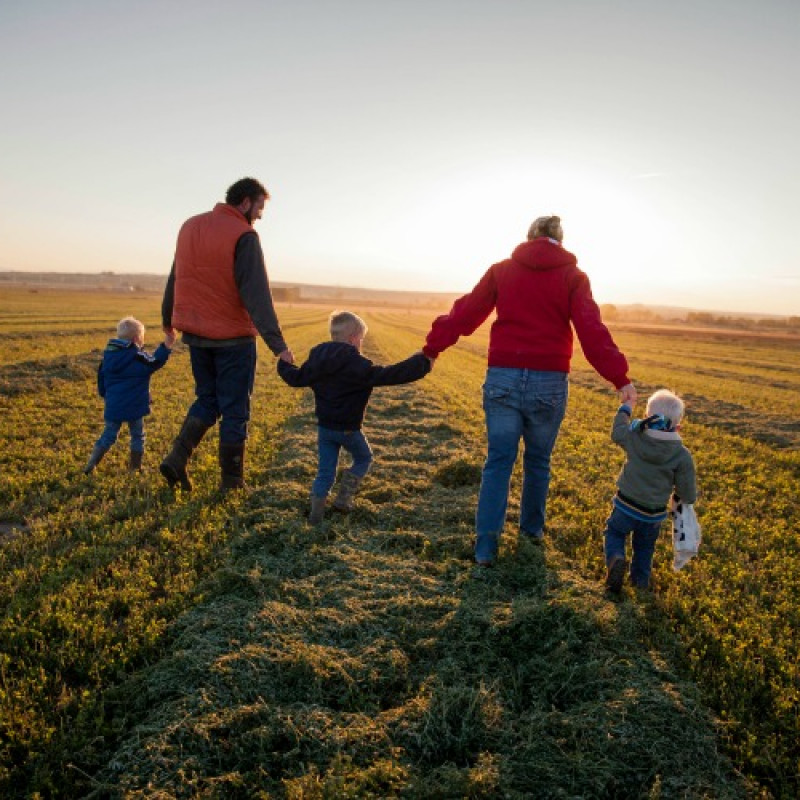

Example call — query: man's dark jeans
[188,341,257,444]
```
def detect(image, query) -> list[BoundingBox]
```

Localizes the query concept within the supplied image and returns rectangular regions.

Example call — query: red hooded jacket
[423,237,629,389]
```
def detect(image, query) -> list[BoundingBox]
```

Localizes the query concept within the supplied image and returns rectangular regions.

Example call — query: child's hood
[307,341,363,375]
[630,428,685,463]
[102,338,138,374]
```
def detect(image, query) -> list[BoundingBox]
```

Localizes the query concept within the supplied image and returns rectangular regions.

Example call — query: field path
[90,327,744,798]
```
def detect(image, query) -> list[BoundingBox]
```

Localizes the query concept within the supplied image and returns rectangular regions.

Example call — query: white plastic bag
[670,495,701,571]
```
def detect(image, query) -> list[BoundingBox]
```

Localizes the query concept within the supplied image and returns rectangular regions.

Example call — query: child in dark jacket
[604,389,697,592]
[84,317,175,473]
[277,310,432,523]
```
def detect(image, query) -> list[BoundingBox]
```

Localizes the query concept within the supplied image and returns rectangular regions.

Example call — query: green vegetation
[1,289,798,797]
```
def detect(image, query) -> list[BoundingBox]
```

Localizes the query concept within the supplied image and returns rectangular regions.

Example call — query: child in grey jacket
[603,389,697,592]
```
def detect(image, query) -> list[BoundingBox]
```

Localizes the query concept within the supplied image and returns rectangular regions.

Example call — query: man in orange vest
[160,177,294,491]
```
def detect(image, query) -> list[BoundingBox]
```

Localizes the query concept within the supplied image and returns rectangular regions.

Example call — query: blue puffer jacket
[98,338,171,421]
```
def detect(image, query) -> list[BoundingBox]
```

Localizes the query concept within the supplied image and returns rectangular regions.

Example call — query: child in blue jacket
[84,317,175,473]
[277,310,431,523]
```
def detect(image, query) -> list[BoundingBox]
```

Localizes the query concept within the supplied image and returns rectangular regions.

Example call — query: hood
[635,428,684,464]
[309,341,361,374]
[102,338,136,375]
[510,238,578,272]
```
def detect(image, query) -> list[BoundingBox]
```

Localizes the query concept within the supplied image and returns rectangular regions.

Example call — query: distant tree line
[685,311,800,331]
[599,304,799,332]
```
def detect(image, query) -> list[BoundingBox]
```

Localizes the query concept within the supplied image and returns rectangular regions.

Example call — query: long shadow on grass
[69,373,744,799]
[404,550,744,798]
[0,428,297,798]
[75,387,479,796]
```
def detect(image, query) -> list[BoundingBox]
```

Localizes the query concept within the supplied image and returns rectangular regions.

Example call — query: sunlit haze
[1,1,798,315]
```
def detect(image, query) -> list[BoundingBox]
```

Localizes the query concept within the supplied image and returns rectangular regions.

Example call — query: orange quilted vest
[172,203,258,339]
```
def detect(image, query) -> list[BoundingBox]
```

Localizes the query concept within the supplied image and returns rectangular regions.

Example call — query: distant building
[272,286,301,302]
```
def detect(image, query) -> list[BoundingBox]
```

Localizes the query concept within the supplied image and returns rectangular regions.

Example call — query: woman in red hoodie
[423,215,637,566]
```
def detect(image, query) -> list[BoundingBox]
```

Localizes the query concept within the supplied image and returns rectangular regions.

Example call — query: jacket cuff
[618,404,632,415]
[269,340,289,357]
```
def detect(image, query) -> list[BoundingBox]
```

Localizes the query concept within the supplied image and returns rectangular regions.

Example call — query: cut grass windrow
[0,318,324,795]
[2,301,796,797]
[82,327,744,799]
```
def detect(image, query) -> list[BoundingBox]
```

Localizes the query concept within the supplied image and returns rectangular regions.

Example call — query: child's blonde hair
[646,389,685,428]
[329,310,367,342]
[117,316,145,342]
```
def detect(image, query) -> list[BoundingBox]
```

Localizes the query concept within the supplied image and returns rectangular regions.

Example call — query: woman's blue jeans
[312,426,373,497]
[603,506,663,588]
[475,368,568,563]
[96,417,145,452]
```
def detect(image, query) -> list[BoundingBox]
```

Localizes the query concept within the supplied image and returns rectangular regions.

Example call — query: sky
[1,0,798,315]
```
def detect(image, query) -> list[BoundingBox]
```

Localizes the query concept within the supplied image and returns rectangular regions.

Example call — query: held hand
[164,329,177,349]
[278,348,295,365]
[416,349,437,369]
[619,382,637,407]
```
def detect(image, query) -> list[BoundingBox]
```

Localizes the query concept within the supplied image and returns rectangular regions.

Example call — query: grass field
[1,288,798,798]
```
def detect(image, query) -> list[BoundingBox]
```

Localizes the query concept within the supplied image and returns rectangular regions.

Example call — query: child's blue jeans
[96,417,145,453]
[603,505,663,588]
[312,426,373,497]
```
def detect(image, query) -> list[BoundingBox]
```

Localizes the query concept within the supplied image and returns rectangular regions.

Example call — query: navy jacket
[277,341,430,430]
[98,338,171,421]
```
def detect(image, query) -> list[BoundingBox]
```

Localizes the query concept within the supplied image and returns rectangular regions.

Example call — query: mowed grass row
[0,289,323,366]
[0,312,324,516]
[0,305,325,794]
[375,310,800,419]
[374,311,800,796]
[374,311,800,451]
[85,320,743,798]
[0,297,794,796]
[0,288,169,328]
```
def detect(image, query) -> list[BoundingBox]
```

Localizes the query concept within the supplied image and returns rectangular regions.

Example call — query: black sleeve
[162,261,176,328]
[357,353,432,387]
[234,233,289,355]
[277,357,314,387]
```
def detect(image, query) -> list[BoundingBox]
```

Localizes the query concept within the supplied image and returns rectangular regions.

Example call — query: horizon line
[0,269,795,321]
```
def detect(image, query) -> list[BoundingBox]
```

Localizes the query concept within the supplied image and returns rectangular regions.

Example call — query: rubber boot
[605,556,628,594]
[332,471,364,512]
[83,445,108,474]
[309,494,327,524]
[219,441,246,492]
[159,415,210,491]
[129,451,143,472]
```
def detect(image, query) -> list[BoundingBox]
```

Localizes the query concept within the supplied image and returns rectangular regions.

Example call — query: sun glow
[401,161,673,302]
